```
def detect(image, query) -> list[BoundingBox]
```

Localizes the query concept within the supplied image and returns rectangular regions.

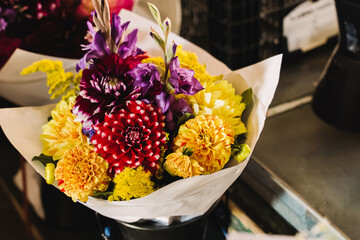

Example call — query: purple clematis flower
[127,63,162,97]
[168,57,203,95]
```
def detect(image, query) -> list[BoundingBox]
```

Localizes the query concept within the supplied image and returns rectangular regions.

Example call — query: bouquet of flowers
[0,0,281,222]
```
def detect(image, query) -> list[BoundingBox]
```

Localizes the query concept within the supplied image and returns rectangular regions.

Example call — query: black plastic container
[96,199,226,240]
[312,0,360,132]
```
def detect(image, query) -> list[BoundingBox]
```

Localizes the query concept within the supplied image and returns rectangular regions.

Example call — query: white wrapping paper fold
[0,9,282,222]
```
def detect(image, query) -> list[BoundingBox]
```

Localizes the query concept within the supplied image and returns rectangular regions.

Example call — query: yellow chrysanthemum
[21,59,81,101]
[41,97,86,160]
[54,144,110,202]
[108,167,155,201]
[173,114,234,174]
[164,148,204,178]
[187,80,247,135]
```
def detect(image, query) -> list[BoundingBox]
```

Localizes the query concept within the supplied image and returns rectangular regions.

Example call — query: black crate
[180,0,308,70]
[207,0,307,69]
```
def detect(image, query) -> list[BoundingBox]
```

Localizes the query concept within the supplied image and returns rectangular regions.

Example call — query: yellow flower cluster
[187,80,247,135]
[171,114,234,175]
[109,167,155,201]
[176,46,222,84]
[143,47,247,135]
[41,97,86,160]
[21,59,81,101]
[55,144,110,202]
[142,56,165,69]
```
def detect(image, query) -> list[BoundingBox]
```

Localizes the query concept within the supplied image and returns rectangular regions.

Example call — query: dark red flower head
[73,53,143,127]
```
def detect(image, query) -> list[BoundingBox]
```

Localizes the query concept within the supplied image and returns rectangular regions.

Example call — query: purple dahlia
[73,53,143,127]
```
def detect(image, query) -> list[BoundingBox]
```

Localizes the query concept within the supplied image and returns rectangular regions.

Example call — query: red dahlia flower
[91,100,167,174]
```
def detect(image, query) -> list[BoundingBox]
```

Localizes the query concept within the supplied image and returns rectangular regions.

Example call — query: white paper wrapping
[0,9,282,222]
[0,49,78,106]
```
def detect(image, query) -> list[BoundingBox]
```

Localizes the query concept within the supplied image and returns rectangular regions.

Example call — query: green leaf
[150,29,165,50]
[241,87,253,107]
[177,113,195,127]
[93,191,113,200]
[147,2,163,30]
[182,147,193,157]
[32,153,56,166]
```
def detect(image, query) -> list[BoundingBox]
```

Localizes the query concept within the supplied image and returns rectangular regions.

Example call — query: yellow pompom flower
[21,59,81,101]
[108,167,155,201]
[173,114,235,174]
[41,97,86,160]
[187,80,247,135]
[164,148,204,178]
[55,144,110,202]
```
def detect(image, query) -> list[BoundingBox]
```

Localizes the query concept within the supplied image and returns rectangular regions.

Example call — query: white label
[283,0,339,52]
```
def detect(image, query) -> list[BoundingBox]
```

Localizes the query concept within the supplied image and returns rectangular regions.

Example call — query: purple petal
[168,57,204,95]
[111,14,122,47]
[172,43,177,55]
[87,21,96,37]
[118,29,137,59]
[0,18,7,32]
[76,31,109,71]
[155,92,170,114]
[127,63,161,96]
[82,126,96,140]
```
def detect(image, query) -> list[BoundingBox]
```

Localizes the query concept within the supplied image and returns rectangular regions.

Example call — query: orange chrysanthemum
[173,114,234,174]
[54,144,110,202]
[164,149,204,178]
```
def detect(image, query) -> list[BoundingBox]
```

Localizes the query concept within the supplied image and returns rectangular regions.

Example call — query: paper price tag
[283,0,338,52]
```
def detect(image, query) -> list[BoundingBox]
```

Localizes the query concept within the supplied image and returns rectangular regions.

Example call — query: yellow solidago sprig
[172,114,235,174]
[21,59,82,101]
[41,97,86,160]
[108,166,155,201]
[176,46,223,84]
[55,144,110,202]
[164,147,204,178]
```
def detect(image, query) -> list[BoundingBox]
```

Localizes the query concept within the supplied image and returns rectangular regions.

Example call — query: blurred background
[1,0,359,239]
